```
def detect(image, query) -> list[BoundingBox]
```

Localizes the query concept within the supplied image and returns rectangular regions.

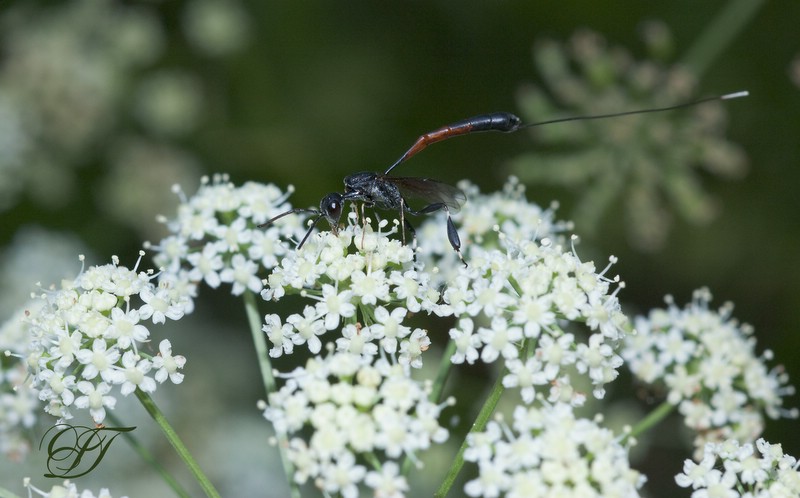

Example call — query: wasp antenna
[721,90,749,100]
[518,90,749,130]
[297,213,325,249]
[259,208,317,228]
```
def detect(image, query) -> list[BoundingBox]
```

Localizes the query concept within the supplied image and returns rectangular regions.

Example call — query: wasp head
[319,192,344,234]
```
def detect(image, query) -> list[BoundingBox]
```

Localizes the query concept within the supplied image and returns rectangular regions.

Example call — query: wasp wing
[387,176,466,212]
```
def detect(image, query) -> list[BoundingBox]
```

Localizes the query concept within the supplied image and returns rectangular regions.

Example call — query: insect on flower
[261,91,748,265]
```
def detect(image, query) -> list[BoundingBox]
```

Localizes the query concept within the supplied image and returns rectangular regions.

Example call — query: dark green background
[3,1,799,496]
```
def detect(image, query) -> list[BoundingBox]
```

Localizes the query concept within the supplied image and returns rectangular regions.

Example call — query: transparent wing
[388,176,466,212]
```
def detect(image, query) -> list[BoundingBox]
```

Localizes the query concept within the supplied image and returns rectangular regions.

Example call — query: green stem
[434,365,507,498]
[242,291,300,498]
[134,389,220,498]
[681,0,767,78]
[430,339,457,404]
[243,291,279,395]
[624,400,676,443]
[402,338,458,476]
[106,411,191,497]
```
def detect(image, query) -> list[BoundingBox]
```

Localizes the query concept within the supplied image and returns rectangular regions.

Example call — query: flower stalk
[106,411,191,498]
[624,400,676,443]
[681,0,768,78]
[134,389,220,498]
[434,364,506,498]
[242,290,300,498]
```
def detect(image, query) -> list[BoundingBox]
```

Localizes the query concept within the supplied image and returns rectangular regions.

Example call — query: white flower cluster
[676,438,800,497]
[416,176,569,284]
[261,218,443,360]
[622,288,797,455]
[1,306,42,460]
[443,237,628,405]
[24,254,188,423]
[24,478,128,498]
[262,350,451,498]
[150,174,305,297]
[259,177,633,495]
[464,403,645,497]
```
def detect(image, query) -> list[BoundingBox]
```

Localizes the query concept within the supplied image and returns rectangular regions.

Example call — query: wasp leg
[407,202,466,267]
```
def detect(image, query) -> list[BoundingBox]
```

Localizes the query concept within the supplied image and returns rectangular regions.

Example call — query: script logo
[39,424,135,478]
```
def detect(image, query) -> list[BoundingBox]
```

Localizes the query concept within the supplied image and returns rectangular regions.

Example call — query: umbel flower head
[148,174,307,298]
[675,438,800,497]
[509,24,747,250]
[260,176,635,495]
[438,233,628,405]
[1,305,44,460]
[415,176,571,285]
[24,253,189,423]
[622,288,797,457]
[463,402,645,497]
[261,349,452,498]
[420,179,629,405]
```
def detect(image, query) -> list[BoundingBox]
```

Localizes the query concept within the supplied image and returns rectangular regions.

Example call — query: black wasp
[261,91,748,265]
[262,112,523,265]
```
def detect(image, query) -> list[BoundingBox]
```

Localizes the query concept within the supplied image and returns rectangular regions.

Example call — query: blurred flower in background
[101,138,200,242]
[132,70,204,138]
[0,0,164,210]
[182,0,252,57]
[510,23,748,251]
[0,0,250,240]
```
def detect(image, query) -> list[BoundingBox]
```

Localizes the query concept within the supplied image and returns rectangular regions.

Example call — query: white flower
[336,324,378,357]
[262,313,295,358]
[350,269,390,305]
[286,305,326,354]
[314,284,357,331]
[117,351,156,395]
[74,381,117,423]
[449,317,481,365]
[248,226,287,269]
[186,243,224,288]
[318,451,367,498]
[371,306,410,355]
[219,253,262,295]
[503,358,549,404]
[398,329,430,368]
[477,317,523,363]
[389,269,425,313]
[36,369,76,407]
[106,308,149,352]
[74,339,121,383]
[139,285,186,324]
[151,339,186,384]
[440,230,629,405]
[364,461,409,498]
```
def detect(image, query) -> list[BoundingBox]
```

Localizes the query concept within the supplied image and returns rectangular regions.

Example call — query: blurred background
[1,0,798,496]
